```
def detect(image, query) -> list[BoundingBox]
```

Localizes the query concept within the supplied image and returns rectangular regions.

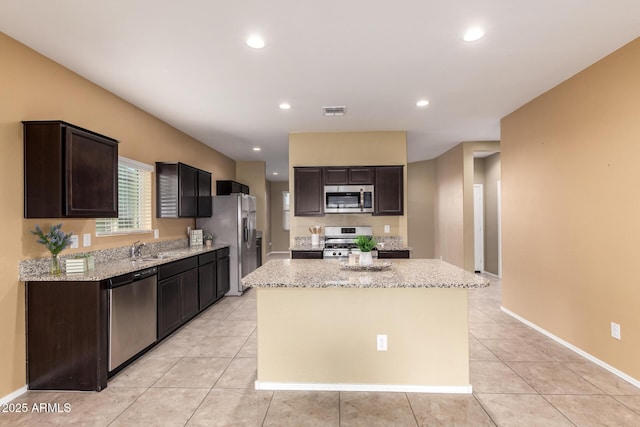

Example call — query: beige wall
[257,287,469,387]
[407,160,436,258]
[269,181,290,252]
[434,144,465,268]
[1,32,236,397]
[501,37,640,380]
[289,132,408,245]
[484,154,501,275]
[236,161,268,260]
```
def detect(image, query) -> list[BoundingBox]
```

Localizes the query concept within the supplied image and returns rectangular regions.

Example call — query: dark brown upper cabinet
[324,167,374,185]
[23,121,118,218]
[374,166,404,216]
[156,162,212,218]
[294,167,324,216]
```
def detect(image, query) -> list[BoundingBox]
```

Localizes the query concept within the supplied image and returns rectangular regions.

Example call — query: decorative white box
[190,229,203,246]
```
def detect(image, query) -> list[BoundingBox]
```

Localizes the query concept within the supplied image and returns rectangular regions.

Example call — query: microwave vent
[322,106,346,116]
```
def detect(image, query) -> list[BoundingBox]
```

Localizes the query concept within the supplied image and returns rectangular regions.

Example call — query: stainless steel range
[322,226,377,259]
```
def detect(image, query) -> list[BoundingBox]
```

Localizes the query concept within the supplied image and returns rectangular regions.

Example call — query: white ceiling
[2,1,640,181]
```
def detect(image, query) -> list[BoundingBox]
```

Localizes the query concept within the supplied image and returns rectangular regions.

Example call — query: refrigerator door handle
[243,217,248,242]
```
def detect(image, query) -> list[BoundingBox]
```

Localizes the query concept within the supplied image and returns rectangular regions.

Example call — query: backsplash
[294,235,405,249]
[19,238,189,278]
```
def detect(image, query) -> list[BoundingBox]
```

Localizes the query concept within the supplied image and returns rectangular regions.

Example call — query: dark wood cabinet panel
[294,167,324,216]
[291,250,323,259]
[324,167,349,185]
[216,180,249,195]
[158,257,200,339]
[198,262,216,310]
[181,268,200,321]
[324,167,374,185]
[158,276,181,339]
[23,121,118,218]
[374,166,404,216]
[197,170,212,217]
[179,164,198,217]
[156,162,212,218]
[349,167,374,185]
[377,250,410,259]
[216,249,230,298]
[26,280,108,391]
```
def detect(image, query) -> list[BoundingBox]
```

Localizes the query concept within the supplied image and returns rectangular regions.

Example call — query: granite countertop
[20,243,230,282]
[290,236,411,252]
[242,259,489,289]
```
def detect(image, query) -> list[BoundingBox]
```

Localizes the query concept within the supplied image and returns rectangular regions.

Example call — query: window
[282,191,290,231]
[96,157,153,236]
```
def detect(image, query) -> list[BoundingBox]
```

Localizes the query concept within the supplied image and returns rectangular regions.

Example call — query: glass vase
[50,254,61,275]
[359,251,373,266]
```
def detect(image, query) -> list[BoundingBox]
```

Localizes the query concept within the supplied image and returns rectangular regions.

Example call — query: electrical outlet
[154,229,159,239]
[83,233,91,247]
[384,225,390,233]
[376,334,388,351]
[611,322,621,340]
[70,235,79,249]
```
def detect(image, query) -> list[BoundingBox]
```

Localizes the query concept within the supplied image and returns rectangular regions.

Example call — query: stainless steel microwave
[324,185,374,213]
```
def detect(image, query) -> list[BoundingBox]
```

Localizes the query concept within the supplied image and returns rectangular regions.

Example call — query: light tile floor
[2,271,640,426]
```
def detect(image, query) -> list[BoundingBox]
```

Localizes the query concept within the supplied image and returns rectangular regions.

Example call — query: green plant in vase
[355,235,376,266]
[31,223,73,275]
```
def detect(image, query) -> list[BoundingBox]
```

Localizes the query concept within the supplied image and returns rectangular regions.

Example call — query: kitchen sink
[132,251,187,264]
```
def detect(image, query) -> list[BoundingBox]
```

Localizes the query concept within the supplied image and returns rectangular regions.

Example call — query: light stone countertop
[242,259,489,289]
[20,243,230,282]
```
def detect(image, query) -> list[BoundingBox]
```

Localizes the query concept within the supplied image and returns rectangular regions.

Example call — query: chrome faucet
[131,240,145,258]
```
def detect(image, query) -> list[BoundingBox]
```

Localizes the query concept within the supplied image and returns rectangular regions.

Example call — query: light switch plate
[154,229,159,239]
[83,233,91,247]
[611,322,621,340]
[70,235,79,249]
[384,225,390,233]
[376,334,388,351]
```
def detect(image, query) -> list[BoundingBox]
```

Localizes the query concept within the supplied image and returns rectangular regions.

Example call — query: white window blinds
[96,157,153,236]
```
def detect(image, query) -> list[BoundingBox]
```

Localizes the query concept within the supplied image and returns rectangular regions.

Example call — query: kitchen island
[242,259,488,394]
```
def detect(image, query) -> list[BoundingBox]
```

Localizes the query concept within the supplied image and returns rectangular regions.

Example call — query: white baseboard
[267,251,289,255]
[255,381,472,394]
[0,385,27,405]
[501,306,640,389]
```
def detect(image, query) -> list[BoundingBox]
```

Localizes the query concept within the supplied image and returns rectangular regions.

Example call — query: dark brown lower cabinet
[26,280,108,391]
[158,258,199,339]
[198,253,217,310]
[216,247,230,298]
[291,250,323,259]
[377,250,410,259]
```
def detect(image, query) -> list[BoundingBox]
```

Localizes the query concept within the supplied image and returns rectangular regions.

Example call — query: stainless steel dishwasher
[108,267,157,372]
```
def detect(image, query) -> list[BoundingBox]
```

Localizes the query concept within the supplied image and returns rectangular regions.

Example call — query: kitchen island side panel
[256,287,469,389]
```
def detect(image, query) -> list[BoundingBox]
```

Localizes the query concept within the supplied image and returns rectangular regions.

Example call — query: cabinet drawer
[198,252,215,265]
[291,250,323,259]
[216,247,230,259]
[377,250,410,259]
[158,257,198,280]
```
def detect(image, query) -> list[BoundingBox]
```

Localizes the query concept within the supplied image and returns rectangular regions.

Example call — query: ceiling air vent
[322,106,346,116]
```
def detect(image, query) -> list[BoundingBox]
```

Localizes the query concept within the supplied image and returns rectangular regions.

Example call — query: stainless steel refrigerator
[197,193,257,296]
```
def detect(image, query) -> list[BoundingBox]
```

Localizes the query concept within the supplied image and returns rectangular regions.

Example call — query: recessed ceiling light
[463,27,485,42]
[416,99,430,107]
[273,172,279,176]
[253,147,261,152]
[246,35,265,49]
[279,103,291,110]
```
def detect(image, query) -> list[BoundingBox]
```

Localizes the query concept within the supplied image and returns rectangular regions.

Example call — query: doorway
[473,184,484,273]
